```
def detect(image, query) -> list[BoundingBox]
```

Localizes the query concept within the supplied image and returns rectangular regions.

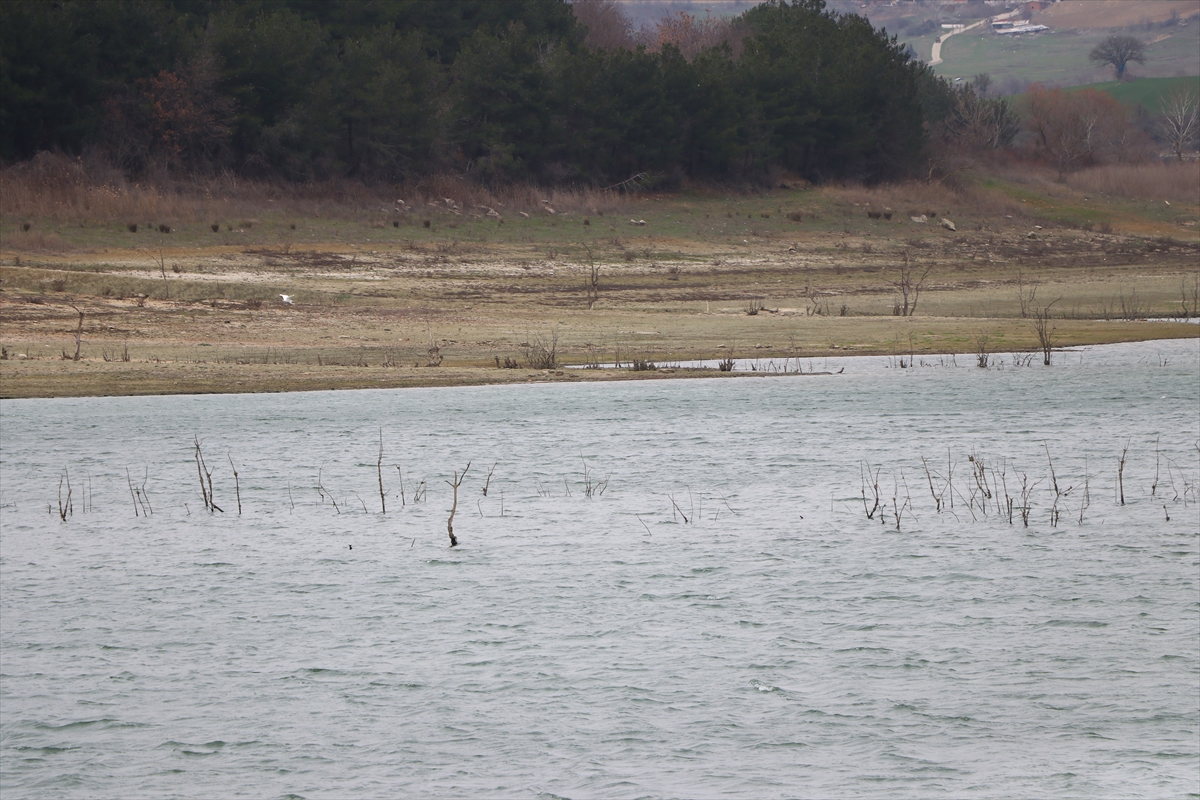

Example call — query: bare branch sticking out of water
[668,493,689,524]
[127,466,139,518]
[194,437,222,512]
[228,454,241,515]
[860,462,881,521]
[317,467,339,514]
[446,462,471,547]
[1117,438,1129,506]
[377,430,386,514]
[58,469,73,521]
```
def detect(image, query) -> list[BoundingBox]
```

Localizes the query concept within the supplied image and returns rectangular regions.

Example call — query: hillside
[859,0,1200,90]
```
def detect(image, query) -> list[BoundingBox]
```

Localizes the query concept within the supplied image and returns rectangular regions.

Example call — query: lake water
[2,339,1198,799]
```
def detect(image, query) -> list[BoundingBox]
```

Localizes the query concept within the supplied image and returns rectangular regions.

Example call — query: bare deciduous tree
[1089,35,1145,81]
[571,0,635,51]
[1023,86,1140,174]
[1160,87,1199,161]
[649,10,745,60]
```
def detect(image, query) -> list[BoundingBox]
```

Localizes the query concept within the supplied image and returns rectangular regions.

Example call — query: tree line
[1,0,947,186]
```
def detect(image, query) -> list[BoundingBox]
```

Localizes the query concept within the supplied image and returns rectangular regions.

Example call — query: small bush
[127,223,138,233]
[211,223,219,232]
[524,333,558,369]
[787,211,803,222]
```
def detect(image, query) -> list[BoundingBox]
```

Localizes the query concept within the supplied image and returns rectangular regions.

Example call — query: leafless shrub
[1179,274,1199,319]
[1118,288,1147,320]
[974,331,990,368]
[524,332,558,370]
[892,256,930,317]
[1016,269,1039,318]
[1032,298,1060,365]
[745,298,764,316]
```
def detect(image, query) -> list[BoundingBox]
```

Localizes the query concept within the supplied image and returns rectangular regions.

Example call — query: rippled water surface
[2,339,1198,799]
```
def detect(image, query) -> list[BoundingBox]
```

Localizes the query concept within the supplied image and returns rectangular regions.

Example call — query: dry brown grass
[0,153,635,224]
[1066,161,1200,204]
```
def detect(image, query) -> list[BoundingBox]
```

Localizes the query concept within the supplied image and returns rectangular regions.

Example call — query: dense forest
[1,0,963,186]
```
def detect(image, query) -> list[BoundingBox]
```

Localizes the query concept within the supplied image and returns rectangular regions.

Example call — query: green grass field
[925,24,1200,88]
[1068,75,1200,113]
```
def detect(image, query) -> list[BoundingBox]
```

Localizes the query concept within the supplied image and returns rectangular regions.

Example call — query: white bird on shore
[280,294,294,304]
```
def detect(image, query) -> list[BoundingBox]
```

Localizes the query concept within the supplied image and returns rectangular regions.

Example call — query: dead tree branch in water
[446,462,471,547]
[58,469,73,521]
[860,461,882,520]
[317,467,339,514]
[194,437,222,512]
[1117,439,1129,506]
[377,429,386,513]
[668,493,690,523]
[228,454,241,515]
[482,462,497,496]
[127,467,140,517]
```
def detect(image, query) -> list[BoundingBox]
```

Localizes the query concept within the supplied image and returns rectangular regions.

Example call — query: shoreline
[3,329,1195,400]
